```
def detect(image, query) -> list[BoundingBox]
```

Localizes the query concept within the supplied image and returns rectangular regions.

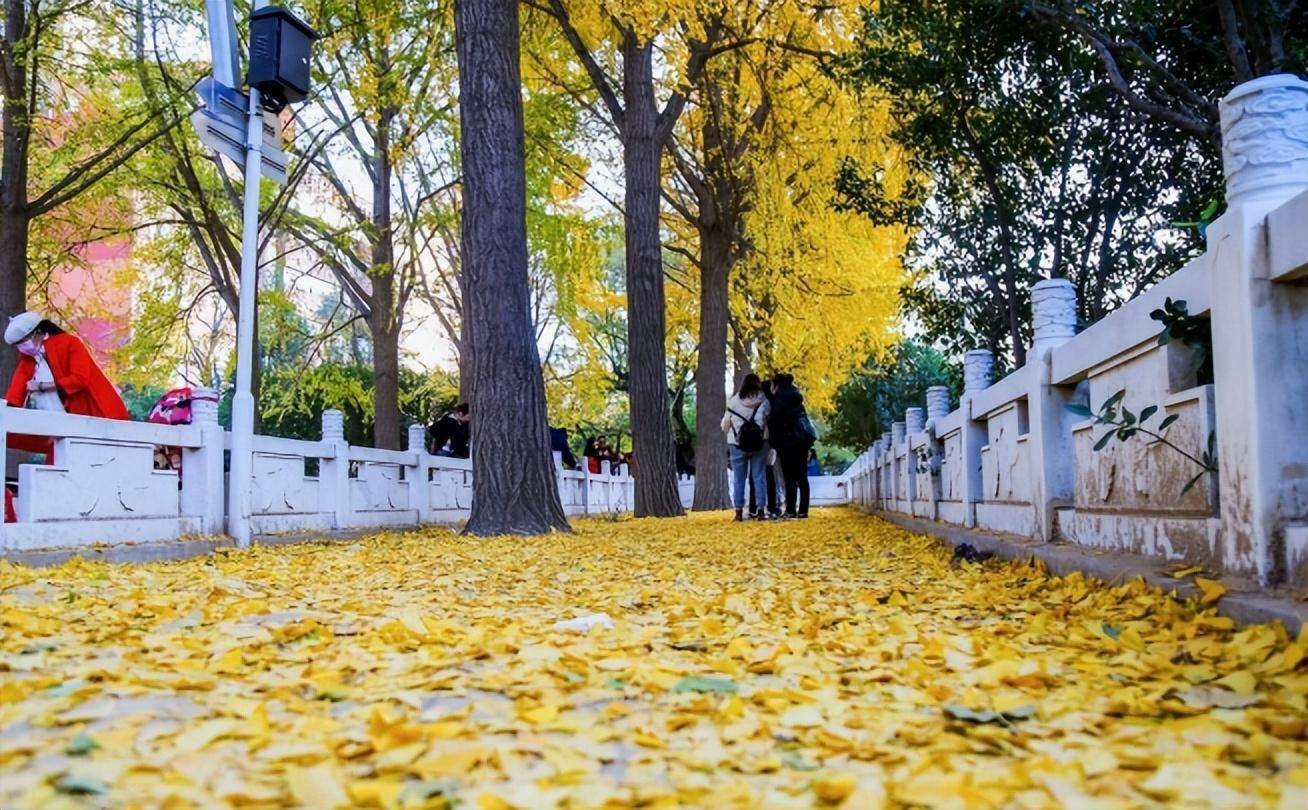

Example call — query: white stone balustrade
[846,74,1308,587]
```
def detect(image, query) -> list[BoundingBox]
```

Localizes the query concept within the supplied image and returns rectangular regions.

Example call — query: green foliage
[825,341,960,450]
[1150,297,1214,385]
[837,0,1226,365]
[216,363,459,446]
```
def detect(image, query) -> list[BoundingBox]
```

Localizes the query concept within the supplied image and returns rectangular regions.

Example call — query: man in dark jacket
[767,373,814,517]
[549,426,578,469]
[428,402,471,458]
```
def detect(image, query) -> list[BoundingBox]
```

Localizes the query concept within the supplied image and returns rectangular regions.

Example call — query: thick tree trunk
[691,224,731,510]
[455,0,569,535]
[1,0,31,388]
[370,112,402,450]
[621,36,684,518]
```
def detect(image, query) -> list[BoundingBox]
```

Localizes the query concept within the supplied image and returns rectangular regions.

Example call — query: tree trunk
[621,35,684,518]
[691,223,731,510]
[1,0,31,387]
[0,209,28,386]
[370,312,401,448]
[370,110,402,450]
[455,0,569,535]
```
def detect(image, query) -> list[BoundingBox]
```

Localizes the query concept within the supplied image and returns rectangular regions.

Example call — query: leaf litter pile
[2,508,1306,808]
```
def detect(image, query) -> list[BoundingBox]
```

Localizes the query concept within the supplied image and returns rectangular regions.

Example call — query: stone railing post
[1030,278,1078,358]
[180,388,225,534]
[1209,74,1308,586]
[890,422,906,510]
[964,350,994,394]
[961,350,993,528]
[903,409,924,508]
[926,386,951,423]
[407,424,431,524]
[320,410,352,530]
[879,431,892,508]
[905,407,925,436]
[1027,278,1079,543]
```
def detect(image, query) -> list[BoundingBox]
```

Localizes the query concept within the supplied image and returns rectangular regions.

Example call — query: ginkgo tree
[529,0,741,518]
[285,0,458,450]
[663,2,910,508]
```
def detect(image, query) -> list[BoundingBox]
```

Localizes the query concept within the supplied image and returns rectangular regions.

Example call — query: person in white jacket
[721,373,771,520]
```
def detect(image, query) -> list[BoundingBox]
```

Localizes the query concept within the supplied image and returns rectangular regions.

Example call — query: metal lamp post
[199,1,318,546]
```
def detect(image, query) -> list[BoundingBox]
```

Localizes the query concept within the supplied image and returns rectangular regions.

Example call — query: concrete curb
[867,510,1308,635]
[1,524,464,569]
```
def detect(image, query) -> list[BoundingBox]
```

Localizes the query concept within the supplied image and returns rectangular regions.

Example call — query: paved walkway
[1,509,1305,807]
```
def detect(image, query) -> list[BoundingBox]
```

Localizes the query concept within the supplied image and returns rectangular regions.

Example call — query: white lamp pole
[226,0,268,548]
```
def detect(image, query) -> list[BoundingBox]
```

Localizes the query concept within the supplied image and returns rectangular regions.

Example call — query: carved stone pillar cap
[963,350,994,392]
[321,409,345,441]
[1220,74,1308,206]
[905,407,925,434]
[1031,277,1078,350]
[407,424,427,453]
[926,386,951,420]
[190,388,219,423]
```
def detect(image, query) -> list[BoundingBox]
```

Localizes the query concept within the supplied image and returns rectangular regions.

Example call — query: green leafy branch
[1067,390,1217,495]
[1150,297,1212,382]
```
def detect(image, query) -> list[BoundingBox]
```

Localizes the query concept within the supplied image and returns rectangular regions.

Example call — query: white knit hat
[4,311,41,345]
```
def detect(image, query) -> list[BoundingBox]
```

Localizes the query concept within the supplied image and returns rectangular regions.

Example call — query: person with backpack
[720,373,770,521]
[768,372,817,518]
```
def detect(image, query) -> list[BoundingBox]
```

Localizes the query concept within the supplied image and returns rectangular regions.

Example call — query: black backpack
[729,404,765,452]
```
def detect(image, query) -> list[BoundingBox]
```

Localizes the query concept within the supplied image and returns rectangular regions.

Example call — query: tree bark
[691,223,731,510]
[1,0,31,387]
[621,34,684,518]
[370,109,402,450]
[455,0,569,535]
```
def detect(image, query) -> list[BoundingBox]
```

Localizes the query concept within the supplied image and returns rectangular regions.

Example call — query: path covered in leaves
[2,509,1306,808]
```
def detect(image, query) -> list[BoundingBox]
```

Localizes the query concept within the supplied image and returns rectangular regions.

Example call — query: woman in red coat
[4,311,129,419]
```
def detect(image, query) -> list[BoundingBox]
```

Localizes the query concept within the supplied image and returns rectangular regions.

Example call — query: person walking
[768,372,815,518]
[721,373,770,521]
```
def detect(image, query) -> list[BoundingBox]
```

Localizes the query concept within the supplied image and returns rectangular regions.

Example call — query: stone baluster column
[905,407,925,436]
[408,424,431,524]
[904,409,925,509]
[1027,277,1079,542]
[1030,278,1078,358]
[879,431,893,508]
[180,388,225,534]
[320,409,352,530]
[1209,74,1308,586]
[964,350,994,394]
[890,421,906,510]
[960,350,993,528]
[926,386,951,422]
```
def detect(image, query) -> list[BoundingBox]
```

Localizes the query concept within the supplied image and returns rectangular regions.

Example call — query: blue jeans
[730,446,768,510]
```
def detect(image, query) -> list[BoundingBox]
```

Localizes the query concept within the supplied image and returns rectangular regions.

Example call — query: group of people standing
[582,434,633,475]
[722,372,817,521]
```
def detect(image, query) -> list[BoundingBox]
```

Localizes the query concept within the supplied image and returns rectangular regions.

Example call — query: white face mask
[15,337,40,358]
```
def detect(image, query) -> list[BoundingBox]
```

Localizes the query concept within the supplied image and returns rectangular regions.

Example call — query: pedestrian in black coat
[767,373,814,517]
